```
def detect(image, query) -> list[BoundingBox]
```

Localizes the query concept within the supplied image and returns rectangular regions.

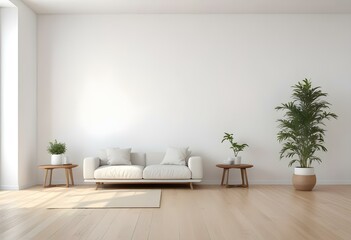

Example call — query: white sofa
[83,152,203,189]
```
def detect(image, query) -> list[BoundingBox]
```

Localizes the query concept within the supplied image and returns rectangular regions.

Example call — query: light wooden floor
[1,184,351,240]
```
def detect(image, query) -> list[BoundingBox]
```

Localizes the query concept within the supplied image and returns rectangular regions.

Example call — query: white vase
[224,157,234,165]
[234,156,242,165]
[62,155,68,164]
[51,154,62,165]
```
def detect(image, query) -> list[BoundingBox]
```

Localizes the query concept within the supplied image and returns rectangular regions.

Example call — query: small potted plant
[221,132,249,164]
[276,79,337,191]
[47,139,66,165]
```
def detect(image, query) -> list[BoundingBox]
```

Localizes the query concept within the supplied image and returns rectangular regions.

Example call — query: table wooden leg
[43,169,48,187]
[221,169,226,185]
[240,169,245,187]
[225,169,229,187]
[65,169,70,187]
[69,169,74,186]
[244,169,249,188]
[49,169,53,186]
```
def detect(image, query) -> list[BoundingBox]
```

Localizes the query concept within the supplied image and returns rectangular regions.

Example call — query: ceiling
[20,0,351,14]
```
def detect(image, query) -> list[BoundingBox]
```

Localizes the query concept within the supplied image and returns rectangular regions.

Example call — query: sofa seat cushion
[143,165,191,179]
[94,165,144,179]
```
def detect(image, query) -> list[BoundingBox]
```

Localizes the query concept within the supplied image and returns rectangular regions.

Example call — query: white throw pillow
[161,147,189,165]
[106,148,132,165]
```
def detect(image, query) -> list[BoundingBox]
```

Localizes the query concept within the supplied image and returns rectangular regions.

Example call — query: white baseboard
[19,183,37,190]
[197,179,351,185]
[315,180,351,185]
[35,179,351,187]
[1,183,37,190]
[47,179,291,186]
[198,179,291,185]
[0,185,20,190]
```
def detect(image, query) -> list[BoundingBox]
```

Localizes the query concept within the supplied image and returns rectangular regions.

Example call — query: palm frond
[275,78,337,167]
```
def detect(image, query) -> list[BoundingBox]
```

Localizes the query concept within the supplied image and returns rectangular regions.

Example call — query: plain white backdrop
[37,14,351,185]
[0,7,18,189]
[0,0,36,190]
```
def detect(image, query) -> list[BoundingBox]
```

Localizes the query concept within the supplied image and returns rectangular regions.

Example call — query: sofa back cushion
[131,152,146,166]
[146,152,165,166]
[99,149,145,166]
[99,149,109,165]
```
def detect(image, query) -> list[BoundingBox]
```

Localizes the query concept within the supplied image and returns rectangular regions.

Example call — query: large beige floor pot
[292,167,316,191]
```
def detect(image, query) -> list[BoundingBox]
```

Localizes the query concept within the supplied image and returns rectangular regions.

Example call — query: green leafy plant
[47,139,66,155]
[221,132,249,157]
[276,79,337,168]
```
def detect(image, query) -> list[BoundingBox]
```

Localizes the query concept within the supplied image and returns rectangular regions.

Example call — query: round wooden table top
[38,164,78,169]
[216,164,254,169]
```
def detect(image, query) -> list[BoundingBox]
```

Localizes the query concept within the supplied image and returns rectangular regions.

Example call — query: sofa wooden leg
[190,182,193,190]
[95,182,100,190]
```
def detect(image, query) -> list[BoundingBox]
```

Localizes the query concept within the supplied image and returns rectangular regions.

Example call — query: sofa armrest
[83,157,100,179]
[188,156,203,179]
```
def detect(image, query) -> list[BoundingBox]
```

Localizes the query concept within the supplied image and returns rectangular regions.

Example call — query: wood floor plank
[18,210,66,240]
[197,188,259,240]
[176,189,211,240]
[49,209,94,240]
[101,209,140,240]
[85,210,121,240]
[132,209,153,240]
[0,185,351,240]
[26,210,79,240]
[0,208,55,239]
[70,209,108,239]
[147,189,180,240]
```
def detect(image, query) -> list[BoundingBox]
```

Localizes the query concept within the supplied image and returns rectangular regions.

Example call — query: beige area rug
[47,189,161,209]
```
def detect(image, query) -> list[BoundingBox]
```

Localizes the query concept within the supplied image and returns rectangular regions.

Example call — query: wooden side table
[216,164,254,188]
[38,164,78,188]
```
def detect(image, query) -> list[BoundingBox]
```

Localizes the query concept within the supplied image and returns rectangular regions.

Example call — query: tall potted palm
[276,79,337,191]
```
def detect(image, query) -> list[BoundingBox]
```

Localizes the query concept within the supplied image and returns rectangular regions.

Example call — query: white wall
[37,14,351,185]
[11,0,37,189]
[0,0,36,190]
[0,7,18,189]
[0,8,3,188]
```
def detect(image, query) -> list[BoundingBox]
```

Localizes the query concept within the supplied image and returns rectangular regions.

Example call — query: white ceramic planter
[62,155,69,164]
[294,167,315,175]
[224,157,234,165]
[51,154,63,165]
[234,156,242,165]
